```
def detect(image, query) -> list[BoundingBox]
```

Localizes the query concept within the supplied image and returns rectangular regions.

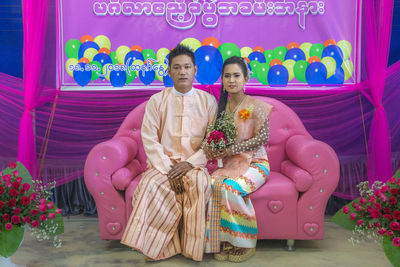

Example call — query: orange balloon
[98,48,110,55]
[324,39,336,47]
[253,46,264,53]
[270,59,282,66]
[244,57,250,63]
[287,42,300,49]
[202,37,221,48]
[131,45,143,52]
[308,56,321,64]
[80,35,93,43]
[79,57,90,64]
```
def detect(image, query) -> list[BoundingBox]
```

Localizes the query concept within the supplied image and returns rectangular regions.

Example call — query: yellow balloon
[180,38,202,52]
[342,59,354,80]
[131,59,144,76]
[103,64,112,81]
[65,58,78,77]
[156,48,170,64]
[299,42,312,60]
[321,56,337,78]
[116,45,131,64]
[240,47,253,58]
[94,35,111,50]
[282,59,296,81]
[337,40,352,59]
[155,63,168,82]
[83,48,98,62]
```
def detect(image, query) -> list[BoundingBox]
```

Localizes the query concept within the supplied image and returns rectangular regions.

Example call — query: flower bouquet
[205,111,237,168]
[331,169,400,266]
[0,161,64,260]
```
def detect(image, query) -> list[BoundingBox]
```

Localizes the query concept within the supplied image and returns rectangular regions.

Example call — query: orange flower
[239,109,251,120]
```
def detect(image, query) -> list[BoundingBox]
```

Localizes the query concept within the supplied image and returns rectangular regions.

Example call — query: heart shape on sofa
[303,223,319,236]
[268,200,283,213]
[106,222,122,235]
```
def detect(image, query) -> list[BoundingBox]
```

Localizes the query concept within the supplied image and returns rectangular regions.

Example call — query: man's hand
[167,161,194,194]
[211,146,233,159]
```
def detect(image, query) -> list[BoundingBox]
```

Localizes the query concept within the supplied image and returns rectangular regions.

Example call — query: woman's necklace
[227,94,247,115]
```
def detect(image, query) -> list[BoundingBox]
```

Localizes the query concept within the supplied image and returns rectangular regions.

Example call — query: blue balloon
[195,46,223,85]
[322,45,344,66]
[110,69,127,87]
[248,52,266,63]
[285,48,306,61]
[306,62,327,85]
[164,54,169,65]
[93,53,112,67]
[139,69,155,85]
[326,67,345,85]
[267,65,289,86]
[73,63,92,87]
[124,51,144,65]
[163,74,173,87]
[78,41,100,59]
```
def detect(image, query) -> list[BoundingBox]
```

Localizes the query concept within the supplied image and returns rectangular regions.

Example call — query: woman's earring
[243,86,246,93]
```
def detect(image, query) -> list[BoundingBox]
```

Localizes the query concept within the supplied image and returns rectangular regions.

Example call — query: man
[121,44,217,261]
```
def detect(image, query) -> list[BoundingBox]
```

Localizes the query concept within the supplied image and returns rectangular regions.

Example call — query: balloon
[195,46,223,85]
[272,46,287,62]
[109,51,119,65]
[306,62,327,85]
[79,57,90,64]
[98,48,110,55]
[73,63,92,87]
[268,65,289,86]
[116,45,131,64]
[321,56,337,78]
[164,54,170,65]
[308,56,321,64]
[124,51,144,66]
[154,63,168,82]
[89,61,102,81]
[263,50,274,64]
[287,42,299,49]
[293,60,309,83]
[326,67,344,85]
[139,69,155,85]
[253,46,264,53]
[80,35,93,43]
[342,59,354,80]
[337,40,352,59]
[78,41,99,59]
[322,45,344,67]
[248,51,266,63]
[202,37,221,48]
[131,45,143,52]
[156,48,170,64]
[83,48,98,62]
[125,68,136,85]
[102,64,113,81]
[93,53,112,67]
[181,38,202,52]
[282,59,296,81]
[218,43,241,62]
[110,69,127,87]
[244,58,250,63]
[142,49,156,62]
[299,42,312,60]
[285,48,306,62]
[241,47,253,58]
[94,35,111,50]
[270,59,282,67]
[324,39,337,47]
[65,39,81,59]
[310,43,325,59]
[255,63,269,85]
[66,58,79,77]
[249,60,260,78]
[163,74,174,87]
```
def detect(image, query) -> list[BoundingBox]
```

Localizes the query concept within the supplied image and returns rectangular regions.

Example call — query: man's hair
[168,44,196,67]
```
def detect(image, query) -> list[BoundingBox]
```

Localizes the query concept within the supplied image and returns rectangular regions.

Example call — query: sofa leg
[285,239,295,251]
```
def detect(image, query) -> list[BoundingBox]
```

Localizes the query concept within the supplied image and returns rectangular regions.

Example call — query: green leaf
[394,168,400,179]
[382,235,400,267]
[0,226,24,257]
[1,161,34,188]
[330,199,359,231]
[44,205,64,236]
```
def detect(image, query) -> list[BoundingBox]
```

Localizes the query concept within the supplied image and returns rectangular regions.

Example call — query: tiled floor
[11,216,391,267]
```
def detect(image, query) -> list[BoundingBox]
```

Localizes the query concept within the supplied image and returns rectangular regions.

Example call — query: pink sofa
[84,96,339,250]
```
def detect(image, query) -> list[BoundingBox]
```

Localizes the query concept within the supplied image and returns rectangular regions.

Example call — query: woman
[204,56,273,262]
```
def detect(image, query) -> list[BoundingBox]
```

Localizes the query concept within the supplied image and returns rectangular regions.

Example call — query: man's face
[168,55,197,92]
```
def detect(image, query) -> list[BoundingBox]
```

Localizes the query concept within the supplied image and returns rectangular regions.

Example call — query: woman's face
[222,63,249,94]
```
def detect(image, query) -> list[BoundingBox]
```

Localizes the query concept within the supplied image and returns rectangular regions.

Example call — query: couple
[121,44,273,262]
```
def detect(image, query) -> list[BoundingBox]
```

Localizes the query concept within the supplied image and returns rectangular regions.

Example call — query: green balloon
[256,63,270,85]
[125,69,136,85]
[109,51,119,65]
[89,61,102,81]
[249,60,260,78]
[273,46,287,62]
[263,49,274,65]
[65,39,81,59]
[310,43,325,59]
[142,49,156,61]
[293,60,309,83]
[218,43,241,62]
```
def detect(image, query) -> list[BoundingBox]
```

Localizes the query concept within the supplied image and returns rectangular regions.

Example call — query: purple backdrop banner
[58,0,361,89]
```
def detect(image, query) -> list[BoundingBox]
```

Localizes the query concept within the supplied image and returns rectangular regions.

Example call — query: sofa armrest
[281,160,312,192]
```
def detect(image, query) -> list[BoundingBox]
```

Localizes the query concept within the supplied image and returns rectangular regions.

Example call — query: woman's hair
[217,56,249,118]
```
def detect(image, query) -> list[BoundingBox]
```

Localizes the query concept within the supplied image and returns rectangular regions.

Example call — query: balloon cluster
[65,35,354,87]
